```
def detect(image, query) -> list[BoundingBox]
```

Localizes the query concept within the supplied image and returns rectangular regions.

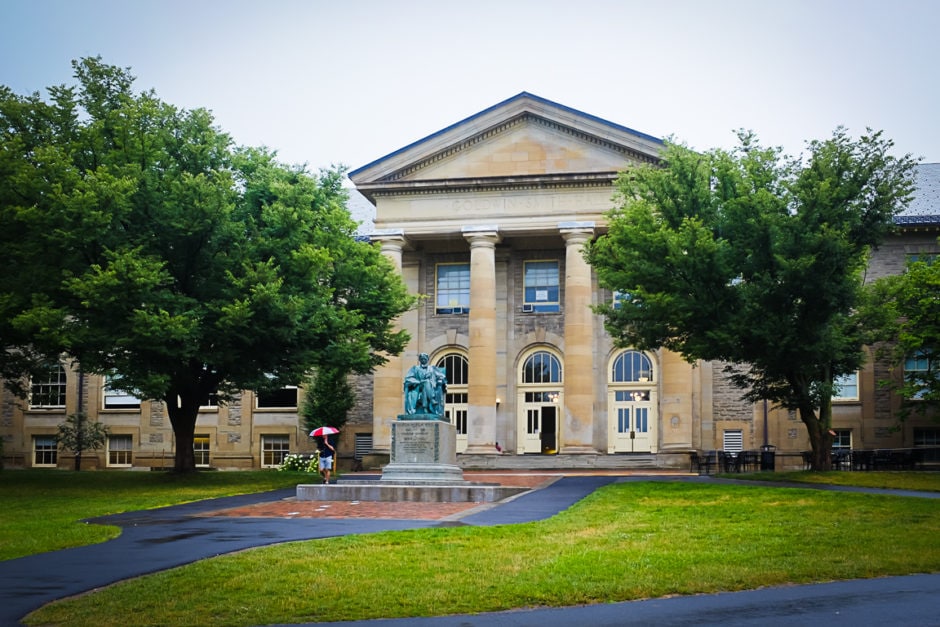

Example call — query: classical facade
[348,93,940,469]
[2,94,937,470]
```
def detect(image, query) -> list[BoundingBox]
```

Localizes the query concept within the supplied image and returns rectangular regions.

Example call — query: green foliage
[588,129,917,467]
[300,366,355,433]
[56,413,109,471]
[862,248,940,420]
[0,57,417,472]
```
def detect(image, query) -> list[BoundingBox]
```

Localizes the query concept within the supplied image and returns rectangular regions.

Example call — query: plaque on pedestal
[380,419,465,483]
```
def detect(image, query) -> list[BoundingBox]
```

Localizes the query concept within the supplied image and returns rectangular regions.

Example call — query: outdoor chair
[690,451,716,475]
[831,449,850,470]
[800,451,813,470]
[722,451,739,473]
[851,449,874,471]
[738,450,759,472]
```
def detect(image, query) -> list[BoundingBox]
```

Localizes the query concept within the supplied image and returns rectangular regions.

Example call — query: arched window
[611,350,653,383]
[437,353,468,386]
[522,351,562,384]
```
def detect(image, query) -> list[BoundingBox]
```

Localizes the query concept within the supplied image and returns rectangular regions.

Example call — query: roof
[897,163,940,225]
[348,91,664,184]
[345,188,375,234]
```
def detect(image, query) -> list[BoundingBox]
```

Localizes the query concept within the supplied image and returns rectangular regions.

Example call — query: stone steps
[297,482,527,503]
[456,453,665,471]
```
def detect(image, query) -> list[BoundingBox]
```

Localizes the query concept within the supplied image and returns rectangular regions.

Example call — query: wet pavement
[1,474,938,626]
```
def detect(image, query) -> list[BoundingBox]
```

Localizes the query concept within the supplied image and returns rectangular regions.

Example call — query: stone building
[1,93,937,470]
[347,93,940,470]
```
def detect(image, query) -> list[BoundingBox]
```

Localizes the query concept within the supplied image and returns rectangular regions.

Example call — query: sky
[2,0,939,180]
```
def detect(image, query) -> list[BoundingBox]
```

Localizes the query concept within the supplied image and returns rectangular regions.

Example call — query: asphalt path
[1,476,937,626]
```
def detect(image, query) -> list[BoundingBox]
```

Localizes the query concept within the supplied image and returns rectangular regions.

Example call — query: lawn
[0,469,306,561]
[16,470,940,626]
[730,469,940,491]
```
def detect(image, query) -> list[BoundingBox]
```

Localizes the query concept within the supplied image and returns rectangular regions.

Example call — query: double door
[611,389,654,452]
[520,391,559,454]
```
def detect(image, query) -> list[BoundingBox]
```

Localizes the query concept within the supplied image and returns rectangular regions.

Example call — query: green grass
[0,469,310,561]
[21,475,940,626]
[729,470,940,492]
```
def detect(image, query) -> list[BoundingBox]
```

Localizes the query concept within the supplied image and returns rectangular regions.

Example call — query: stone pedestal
[381,418,465,483]
[297,416,529,503]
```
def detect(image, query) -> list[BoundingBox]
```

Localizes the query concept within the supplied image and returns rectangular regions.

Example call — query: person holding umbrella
[310,426,339,484]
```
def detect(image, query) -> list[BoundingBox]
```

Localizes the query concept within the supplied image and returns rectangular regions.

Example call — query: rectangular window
[193,435,210,467]
[30,364,67,409]
[914,428,940,446]
[33,435,58,467]
[831,429,852,450]
[200,392,220,410]
[906,252,938,265]
[904,350,935,399]
[524,391,560,403]
[436,263,470,314]
[107,434,133,467]
[612,290,630,309]
[261,434,290,467]
[833,373,859,401]
[523,260,560,313]
[723,430,743,453]
[103,376,141,410]
[914,428,940,463]
[257,386,298,409]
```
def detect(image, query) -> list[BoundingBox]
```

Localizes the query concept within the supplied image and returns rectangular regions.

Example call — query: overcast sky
[3,0,939,179]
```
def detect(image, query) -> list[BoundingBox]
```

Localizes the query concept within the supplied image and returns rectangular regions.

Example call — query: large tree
[862,246,940,420]
[0,58,415,471]
[588,130,916,470]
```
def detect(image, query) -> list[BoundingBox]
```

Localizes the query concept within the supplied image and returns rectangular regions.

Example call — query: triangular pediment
[349,92,662,194]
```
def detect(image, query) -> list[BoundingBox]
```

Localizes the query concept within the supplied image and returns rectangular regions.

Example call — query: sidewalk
[1,473,938,626]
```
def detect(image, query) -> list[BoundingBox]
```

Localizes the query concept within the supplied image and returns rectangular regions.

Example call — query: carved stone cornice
[360,172,618,201]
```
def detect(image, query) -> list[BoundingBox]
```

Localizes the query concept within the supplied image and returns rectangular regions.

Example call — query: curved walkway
[1,475,937,626]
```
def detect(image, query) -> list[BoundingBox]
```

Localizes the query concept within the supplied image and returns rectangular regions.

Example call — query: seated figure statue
[403,352,447,417]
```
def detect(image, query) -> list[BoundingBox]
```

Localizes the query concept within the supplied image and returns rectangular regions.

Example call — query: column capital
[370,230,411,257]
[462,225,501,247]
[559,221,595,243]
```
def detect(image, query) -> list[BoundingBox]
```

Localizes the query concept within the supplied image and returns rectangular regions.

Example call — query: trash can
[760,444,776,471]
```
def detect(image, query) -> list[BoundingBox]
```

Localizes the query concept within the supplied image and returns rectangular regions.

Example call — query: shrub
[278,453,319,473]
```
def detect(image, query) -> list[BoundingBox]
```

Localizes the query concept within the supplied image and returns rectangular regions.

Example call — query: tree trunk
[74,413,83,472]
[801,400,834,471]
[165,393,200,473]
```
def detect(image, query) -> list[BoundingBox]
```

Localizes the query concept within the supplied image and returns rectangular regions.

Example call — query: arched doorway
[607,350,658,453]
[517,349,563,454]
[436,352,468,453]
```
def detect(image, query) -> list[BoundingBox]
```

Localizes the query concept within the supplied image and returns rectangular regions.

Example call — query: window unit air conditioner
[522,304,534,313]
[452,307,466,314]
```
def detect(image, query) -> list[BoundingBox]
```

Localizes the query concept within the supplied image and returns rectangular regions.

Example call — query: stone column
[370,230,409,453]
[462,226,501,455]
[560,222,596,454]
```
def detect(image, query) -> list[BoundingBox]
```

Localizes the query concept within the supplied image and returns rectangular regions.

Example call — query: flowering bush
[278,453,319,472]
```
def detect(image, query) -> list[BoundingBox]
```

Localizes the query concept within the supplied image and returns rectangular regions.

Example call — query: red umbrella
[309,426,340,437]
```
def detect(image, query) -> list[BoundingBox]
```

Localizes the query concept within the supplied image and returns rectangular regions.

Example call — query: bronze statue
[403,352,447,417]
